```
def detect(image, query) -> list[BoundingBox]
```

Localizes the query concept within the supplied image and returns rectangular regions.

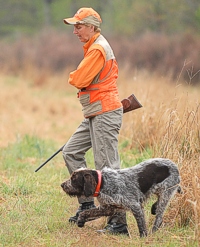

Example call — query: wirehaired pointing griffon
[61,158,181,237]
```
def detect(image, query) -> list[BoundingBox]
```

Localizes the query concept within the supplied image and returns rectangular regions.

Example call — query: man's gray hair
[78,15,101,28]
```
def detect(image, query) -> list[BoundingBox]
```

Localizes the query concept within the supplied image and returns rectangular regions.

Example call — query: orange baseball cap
[63,7,102,27]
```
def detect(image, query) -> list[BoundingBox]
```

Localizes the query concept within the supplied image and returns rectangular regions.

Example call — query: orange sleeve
[68,49,105,89]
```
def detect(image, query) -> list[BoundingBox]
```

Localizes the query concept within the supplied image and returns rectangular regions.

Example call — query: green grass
[0,135,198,247]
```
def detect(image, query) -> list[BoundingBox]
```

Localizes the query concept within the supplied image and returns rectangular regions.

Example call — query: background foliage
[1,0,200,84]
[1,0,200,36]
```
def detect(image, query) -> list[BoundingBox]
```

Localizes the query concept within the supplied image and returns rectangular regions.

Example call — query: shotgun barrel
[35,145,65,172]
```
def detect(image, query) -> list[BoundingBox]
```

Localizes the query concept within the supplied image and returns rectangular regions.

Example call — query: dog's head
[61,168,98,197]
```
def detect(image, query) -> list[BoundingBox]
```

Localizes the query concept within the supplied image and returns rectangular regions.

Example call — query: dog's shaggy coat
[61,158,181,237]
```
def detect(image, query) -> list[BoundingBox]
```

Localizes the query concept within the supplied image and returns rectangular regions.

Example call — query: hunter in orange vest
[62,7,128,236]
[64,9,122,118]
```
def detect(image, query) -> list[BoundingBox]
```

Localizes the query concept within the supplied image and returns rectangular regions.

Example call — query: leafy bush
[0,30,199,84]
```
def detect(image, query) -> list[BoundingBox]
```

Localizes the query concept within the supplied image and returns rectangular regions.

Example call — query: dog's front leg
[77,206,116,227]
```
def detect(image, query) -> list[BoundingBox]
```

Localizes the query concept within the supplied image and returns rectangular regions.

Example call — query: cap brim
[63,17,79,25]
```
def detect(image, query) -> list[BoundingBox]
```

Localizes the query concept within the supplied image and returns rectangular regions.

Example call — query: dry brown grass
[0,71,82,147]
[0,67,200,244]
[118,70,200,243]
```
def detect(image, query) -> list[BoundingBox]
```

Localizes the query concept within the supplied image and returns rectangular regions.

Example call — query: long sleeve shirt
[68,33,105,89]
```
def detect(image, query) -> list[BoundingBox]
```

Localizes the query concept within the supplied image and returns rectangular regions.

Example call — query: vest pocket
[79,93,90,107]
[83,101,102,118]
[79,93,102,118]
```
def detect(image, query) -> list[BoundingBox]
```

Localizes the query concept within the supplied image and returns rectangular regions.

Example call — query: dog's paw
[77,220,85,227]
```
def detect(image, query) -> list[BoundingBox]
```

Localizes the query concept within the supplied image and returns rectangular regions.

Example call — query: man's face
[73,24,93,43]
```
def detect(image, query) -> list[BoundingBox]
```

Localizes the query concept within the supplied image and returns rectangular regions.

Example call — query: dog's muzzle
[61,180,82,197]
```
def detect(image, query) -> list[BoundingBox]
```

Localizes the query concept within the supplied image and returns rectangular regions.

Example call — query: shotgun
[35,93,142,172]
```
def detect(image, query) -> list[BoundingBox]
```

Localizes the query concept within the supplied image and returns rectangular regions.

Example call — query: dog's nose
[61,183,64,188]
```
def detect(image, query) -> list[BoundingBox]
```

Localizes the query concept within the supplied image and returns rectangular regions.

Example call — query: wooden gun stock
[121,94,142,113]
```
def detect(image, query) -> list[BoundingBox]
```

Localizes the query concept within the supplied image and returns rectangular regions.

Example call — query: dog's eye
[71,175,77,182]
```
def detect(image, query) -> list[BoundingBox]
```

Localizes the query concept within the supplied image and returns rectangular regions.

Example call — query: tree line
[1,0,200,37]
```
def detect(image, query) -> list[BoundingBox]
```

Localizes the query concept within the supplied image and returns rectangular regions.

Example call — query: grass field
[0,70,200,246]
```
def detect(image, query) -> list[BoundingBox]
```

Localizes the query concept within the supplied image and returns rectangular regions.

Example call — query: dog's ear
[83,173,97,197]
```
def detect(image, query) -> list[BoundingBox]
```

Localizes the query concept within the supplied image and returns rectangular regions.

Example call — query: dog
[61,158,181,237]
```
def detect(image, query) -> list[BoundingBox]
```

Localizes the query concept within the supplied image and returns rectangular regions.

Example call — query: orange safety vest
[78,35,122,118]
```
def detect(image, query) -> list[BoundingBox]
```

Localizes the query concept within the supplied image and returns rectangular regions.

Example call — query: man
[62,7,128,236]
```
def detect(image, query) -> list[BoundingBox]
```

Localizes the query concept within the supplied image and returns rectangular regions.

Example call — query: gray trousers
[63,107,127,224]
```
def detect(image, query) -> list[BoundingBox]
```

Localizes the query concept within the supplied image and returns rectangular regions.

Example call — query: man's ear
[83,173,97,197]
[90,25,95,32]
